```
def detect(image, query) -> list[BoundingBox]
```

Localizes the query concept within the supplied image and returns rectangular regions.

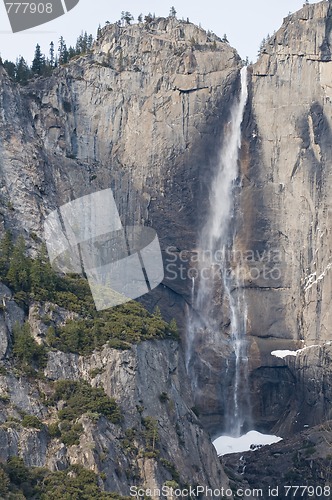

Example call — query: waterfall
[187,67,249,436]
[200,67,248,259]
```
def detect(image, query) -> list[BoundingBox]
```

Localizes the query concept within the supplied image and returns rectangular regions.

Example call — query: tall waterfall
[187,67,249,437]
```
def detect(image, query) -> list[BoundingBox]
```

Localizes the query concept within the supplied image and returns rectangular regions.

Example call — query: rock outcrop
[0,325,228,494]
[224,421,332,499]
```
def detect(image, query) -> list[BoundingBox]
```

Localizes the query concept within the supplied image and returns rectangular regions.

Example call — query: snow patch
[271,345,320,359]
[213,430,282,456]
[271,349,297,359]
[304,263,332,291]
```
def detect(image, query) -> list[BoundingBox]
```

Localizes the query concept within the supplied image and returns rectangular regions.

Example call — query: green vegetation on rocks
[45,380,122,445]
[0,232,178,358]
[0,459,130,499]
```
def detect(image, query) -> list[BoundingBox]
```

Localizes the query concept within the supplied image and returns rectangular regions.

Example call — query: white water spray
[203,67,248,255]
[188,67,250,436]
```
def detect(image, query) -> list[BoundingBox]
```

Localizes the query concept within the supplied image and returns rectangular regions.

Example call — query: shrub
[40,465,123,499]
[61,422,83,446]
[6,456,32,486]
[142,450,159,459]
[0,467,9,496]
[48,422,61,438]
[52,380,122,424]
[191,406,200,417]
[21,415,43,429]
[89,367,104,378]
[160,458,180,483]
[0,365,8,375]
[159,392,169,403]
[1,459,128,498]
[12,322,47,371]
[0,393,9,403]
[164,480,179,489]
[47,300,177,355]
[142,417,159,451]
[108,339,131,350]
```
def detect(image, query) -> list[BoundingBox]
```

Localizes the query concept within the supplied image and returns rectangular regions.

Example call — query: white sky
[0,0,305,64]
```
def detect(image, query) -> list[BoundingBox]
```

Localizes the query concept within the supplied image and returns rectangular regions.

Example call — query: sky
[0,0,306,64]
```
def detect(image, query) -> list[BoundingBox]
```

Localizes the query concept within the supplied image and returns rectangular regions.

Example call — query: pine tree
[30,243,55,300]
[75,33,83,54]
[169,318,178,336]
[87,34,93,51]
[0,468,9,496]
[12,321,46,369]
[144,13,153,24]
[58,36,69,65]
[68,46,76,60]
[49,41,55,68]
[258,37,267,56]
[97,24,102,41]
[32,44,45,75]
[15,57,31,84]
[74,31,93,55]
[0,230,13,278]
[2,60,16,79]
[6,236,30,292]
[169,6,177,17]
[82,31,88,52]
[121,11,134,25]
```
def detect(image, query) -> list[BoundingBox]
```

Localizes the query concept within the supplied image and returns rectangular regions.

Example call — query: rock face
[241,0,332,434]
[185,1,332,438]
[0,326,228,494]
[0,2,332,493]
[43,341,228,493]
[246,0,332,347]
[0,17,241,327]
[224,421,332,499]
[0,17,241,495]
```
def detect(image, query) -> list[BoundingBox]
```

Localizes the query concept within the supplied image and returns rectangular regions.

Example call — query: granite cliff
[0,15,238,497]
[0,2,332,498]
[241,0,332,435]
[189,0,332,442]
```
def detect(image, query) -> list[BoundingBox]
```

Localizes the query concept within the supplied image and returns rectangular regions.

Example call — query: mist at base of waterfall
[213,430,282,456]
